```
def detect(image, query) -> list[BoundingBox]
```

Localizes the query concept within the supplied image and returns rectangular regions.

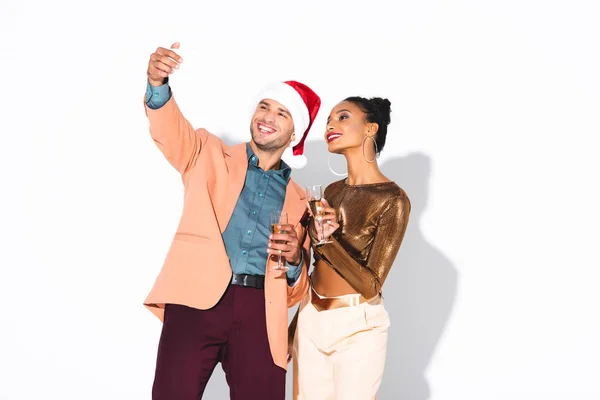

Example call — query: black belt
[230,273,265,289]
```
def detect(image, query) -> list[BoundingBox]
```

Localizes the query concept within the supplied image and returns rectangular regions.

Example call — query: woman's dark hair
[343,96,392,154]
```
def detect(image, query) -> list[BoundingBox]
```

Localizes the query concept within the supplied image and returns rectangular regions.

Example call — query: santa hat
[254,80,321,169]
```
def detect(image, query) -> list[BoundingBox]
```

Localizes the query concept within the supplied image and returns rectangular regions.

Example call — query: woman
[290,96,411,400]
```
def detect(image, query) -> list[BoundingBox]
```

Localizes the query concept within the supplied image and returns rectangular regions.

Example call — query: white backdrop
[1,0,599,399]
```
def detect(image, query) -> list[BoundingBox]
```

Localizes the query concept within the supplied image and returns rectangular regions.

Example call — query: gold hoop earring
[362,136,378,163]
[328,153,348,177]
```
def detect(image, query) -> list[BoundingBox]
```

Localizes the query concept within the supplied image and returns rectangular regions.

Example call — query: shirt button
[153,92,159,96]
[252,210,257,215]
[247,230,252,235]
[258,192,263,197]
[242,250,247,256]
[251,156,256,162]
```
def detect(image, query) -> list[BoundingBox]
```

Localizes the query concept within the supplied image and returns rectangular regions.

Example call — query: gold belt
[310,285,368,311]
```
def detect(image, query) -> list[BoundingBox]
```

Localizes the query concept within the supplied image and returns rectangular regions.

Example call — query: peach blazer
[142,96,310,370]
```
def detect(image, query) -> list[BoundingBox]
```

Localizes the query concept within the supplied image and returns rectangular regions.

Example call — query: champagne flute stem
[319,218,326,243]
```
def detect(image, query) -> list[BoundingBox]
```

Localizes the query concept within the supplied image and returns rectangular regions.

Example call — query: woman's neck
[344,150,388,186]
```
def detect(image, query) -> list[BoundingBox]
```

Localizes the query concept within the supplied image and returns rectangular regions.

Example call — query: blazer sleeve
[144,94,207,175]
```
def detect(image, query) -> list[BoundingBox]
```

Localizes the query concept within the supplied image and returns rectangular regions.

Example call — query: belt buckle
[310,286,365,311]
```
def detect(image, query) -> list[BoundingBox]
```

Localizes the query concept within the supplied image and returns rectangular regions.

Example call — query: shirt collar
[246,143,291,180]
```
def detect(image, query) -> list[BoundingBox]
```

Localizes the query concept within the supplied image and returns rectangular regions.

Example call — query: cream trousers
[292,286,390,400]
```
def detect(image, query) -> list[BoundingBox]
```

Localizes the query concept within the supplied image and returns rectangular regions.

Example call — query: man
[142,42,320,399]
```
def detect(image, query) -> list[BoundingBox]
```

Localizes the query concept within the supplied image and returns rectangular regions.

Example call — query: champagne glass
[305,185,332,246]
[270,211,289,271]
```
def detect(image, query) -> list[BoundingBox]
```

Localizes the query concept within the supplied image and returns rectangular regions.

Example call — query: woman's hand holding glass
[307,198,339,245]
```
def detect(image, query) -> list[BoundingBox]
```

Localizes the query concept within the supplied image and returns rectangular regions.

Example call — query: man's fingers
[268,241,295,252]
[147,43,184,85]
[267,249,284,256]
[148,65,168,78]
[269,237,298,248]
[151,61,174,75]
[156,46,183,63]
[157,54,180,70]
[150,53,180,73]
[270,232,297,240]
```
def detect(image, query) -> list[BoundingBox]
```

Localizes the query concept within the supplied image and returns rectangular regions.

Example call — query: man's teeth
[259,124,275,133]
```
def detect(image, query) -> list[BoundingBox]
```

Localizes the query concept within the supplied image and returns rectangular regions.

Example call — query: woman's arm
[315,195,411,298]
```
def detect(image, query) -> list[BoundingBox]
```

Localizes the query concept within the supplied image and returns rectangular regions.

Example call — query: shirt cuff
[145,81,171,109]
[285,252,304,287]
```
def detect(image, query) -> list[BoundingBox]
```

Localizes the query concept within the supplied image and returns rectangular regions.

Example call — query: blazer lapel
[221,143,248,232]
[282,180,307,223]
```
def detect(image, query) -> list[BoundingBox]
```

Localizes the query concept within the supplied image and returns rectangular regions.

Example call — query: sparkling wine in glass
[270,211,289,271]
[305,185,331,246]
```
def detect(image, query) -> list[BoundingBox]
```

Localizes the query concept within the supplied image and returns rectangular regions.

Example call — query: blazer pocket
[174,232,211,244]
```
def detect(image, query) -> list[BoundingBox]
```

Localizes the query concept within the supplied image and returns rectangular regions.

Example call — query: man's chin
[252,140,283,154]
[251,135,273,150]
[253,141,276,152]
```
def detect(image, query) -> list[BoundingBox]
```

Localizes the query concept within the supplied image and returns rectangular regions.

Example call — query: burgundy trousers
[151,284,286,400]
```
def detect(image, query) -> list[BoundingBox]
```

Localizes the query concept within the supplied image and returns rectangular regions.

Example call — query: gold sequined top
[312,179,411,299]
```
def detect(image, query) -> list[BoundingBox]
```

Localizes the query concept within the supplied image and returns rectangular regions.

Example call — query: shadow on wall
[294,140,460,400]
